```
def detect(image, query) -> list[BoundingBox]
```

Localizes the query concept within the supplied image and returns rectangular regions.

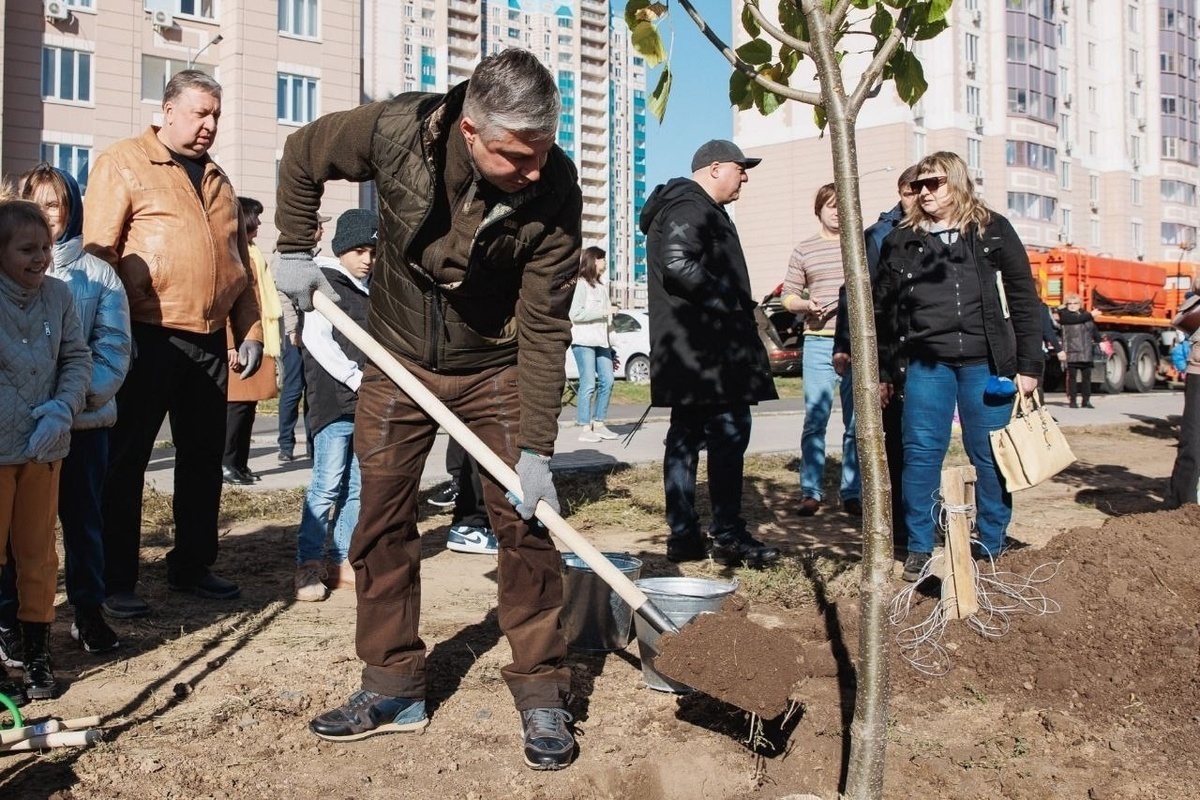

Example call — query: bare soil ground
[2,418,1197,800]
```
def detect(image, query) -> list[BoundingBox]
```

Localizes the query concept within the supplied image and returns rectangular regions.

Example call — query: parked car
[755,284,803,376]
[565,309,652,384]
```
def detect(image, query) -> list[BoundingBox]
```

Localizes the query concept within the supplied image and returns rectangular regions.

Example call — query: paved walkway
[143,390,1186,495]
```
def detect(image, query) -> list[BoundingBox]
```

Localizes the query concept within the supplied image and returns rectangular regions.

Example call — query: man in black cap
[638,139,781,568]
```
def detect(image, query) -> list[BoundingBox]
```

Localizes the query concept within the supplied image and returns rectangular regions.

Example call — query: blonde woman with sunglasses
[874,151,1044,581]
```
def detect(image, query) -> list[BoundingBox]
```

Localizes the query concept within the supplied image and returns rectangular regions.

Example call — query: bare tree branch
[829,0,855,31]
[676,0,822,106]
[743,2,812,57]
[847,8,910,115]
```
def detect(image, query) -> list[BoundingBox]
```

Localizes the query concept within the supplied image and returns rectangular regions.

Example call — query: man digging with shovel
[272,49,582,770]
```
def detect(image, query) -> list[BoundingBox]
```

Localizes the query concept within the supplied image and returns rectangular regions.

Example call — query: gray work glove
[272,251,339,312]
[514,450,559,520]
[25,399,72,462]
[237,339,264,379]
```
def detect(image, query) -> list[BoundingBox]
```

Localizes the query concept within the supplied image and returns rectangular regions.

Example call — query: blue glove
[514,450,559,520]
[272,251,339,313]
[237,340,264,379]
[25,399,72,462]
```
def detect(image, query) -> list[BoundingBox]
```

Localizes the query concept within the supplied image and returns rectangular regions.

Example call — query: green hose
[0,691,23,730]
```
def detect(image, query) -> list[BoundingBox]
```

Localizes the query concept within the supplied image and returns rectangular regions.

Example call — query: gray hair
[462,48,559,142]
[163,69,222,106]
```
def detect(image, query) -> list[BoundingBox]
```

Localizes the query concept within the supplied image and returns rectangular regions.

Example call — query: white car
[565,310,652,384]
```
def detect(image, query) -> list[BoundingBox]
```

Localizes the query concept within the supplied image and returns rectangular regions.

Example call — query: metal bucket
[632,577,738,693]
[560,552,643,652]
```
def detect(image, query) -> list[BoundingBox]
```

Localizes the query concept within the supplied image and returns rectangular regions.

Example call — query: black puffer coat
[639,178,777,408]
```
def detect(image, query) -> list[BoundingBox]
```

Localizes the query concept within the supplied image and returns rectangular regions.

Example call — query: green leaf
[778,44,801,78]
[648,67,672,121]
[890,48,928,105]
[777,0,808,40]
[912,17,949,40]
[623,0,650,31]
[729,70,754,111]
[813,104,828,131]
[757,89,783,116]
[635,2,668,23]
[870,6,894,39]
[927,0,953,23]
[736,38,774,66]
[741,2,761,37]
[631,21,667,67]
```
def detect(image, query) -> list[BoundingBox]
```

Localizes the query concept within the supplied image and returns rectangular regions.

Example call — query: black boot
[0,662,28,708]
[21,622,57,700]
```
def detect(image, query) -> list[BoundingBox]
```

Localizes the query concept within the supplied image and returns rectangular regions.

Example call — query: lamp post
[1177,240,1195,293]
[860,165,897,181]
[188,33,223,69]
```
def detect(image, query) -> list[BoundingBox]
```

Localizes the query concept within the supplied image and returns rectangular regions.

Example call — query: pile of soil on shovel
[654,594,805,719]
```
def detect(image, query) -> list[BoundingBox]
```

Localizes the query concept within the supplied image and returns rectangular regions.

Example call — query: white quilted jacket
[0,271,92,464]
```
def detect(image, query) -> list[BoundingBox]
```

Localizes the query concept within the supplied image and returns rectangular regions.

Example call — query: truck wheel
[1123,338,1158,393]
[1100,346,1127,394]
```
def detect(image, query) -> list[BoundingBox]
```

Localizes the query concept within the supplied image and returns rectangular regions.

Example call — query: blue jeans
[901,360,1015,556]
[277,328,309,456]
[0,428,109,624]
[663,404,752,542]
[572,345,614,426]
[296,417,360,564]
[800,335,859,502]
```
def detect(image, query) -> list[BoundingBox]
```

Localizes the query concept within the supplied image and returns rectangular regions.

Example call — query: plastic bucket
[632,577,738,693]
[559,552,643,652]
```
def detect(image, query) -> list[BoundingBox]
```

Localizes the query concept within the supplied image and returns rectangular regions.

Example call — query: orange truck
[1026,247,1193,392]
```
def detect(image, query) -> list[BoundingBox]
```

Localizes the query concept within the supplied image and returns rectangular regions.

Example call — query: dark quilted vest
[303,268,370,435]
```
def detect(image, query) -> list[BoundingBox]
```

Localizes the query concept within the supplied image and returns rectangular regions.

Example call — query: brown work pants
[0,461,61,623]
[351,360,569,711]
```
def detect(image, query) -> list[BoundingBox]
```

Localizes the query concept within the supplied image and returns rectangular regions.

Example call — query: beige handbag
[989,394,1077,491]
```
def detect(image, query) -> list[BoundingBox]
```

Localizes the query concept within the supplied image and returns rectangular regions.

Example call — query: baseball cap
[690,139,762,172]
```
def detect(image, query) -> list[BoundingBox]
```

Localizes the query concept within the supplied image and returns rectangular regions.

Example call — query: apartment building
[732,0,1200,299]
[3,1,647,301]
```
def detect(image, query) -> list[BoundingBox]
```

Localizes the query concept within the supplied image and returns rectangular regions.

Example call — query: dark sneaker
[168,570,241,600]
[520,707,575,770]
[427,479,459,508]
[102,592,151,619]
[0,624,22,669]
[796,497,821,516]
[710,533,781,569]
[0,664,28,708]
[309,690,428,742]
[277,450,296,462]
[901,551,932,582]
[665,536,711,563]
[842,498,863,516]
[72,606,120,654]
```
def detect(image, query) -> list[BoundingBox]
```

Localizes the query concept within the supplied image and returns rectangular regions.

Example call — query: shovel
[311,292,680,637]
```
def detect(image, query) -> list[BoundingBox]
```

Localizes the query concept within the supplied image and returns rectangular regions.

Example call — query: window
[1162,52,1177,73]
[1091,220,1100,247]
[1086,0,1095,24]
[1060,208,1072,242]
[1089,174,1100,202]
[1005,140,1057,172]
[1087,42,1096,67]
[279,0,318,38]
[141,55,204,101]
[966,85,982,116]
[967,138,982,169]
[1088,130,1097,155]
[1129,91,1140,115]
[42,46,92,103]
[1087,86,1097,112]
[1163,136,1180,159]
[1129,49,1140,74]
[175,0,215,19]
[65,0,93,6]
[1060,160,1071,189]
[965,33,979,67]
[1162,223,1197,246]
[1162,180,1198,205]
[40,142,90,193]
[1006,36,1027,64]
[1163,95,1178,115]
[1008,87,1027,113]
[1007,192,1058,222]
[1129,135,1142,163]
[1132,221,1143,255]
[1131,177,1142,205]
[277,73,318,124]
[913,131,927,160]
[1127,4,1138,32]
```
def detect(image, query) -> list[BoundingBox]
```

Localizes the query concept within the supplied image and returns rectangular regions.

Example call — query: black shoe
[796,497,821,517]
[237,466,261,482]
[666,536,711,563]
[309,690,428,741]
[901,551,932,582]
[0,623,22,669]
[22,622,57,701]
[1082,402,1094,409]
[168,570,241,600]
[0,663,27,708]
[710,532,781,569]
[520,708,576,770]
[1068,399,1078,408]
[222,465,253,486]
[72,606,120,654]
[102,591,151,619]
[842,498,863,517]
[427,479,459,508]
[277,450,296,462]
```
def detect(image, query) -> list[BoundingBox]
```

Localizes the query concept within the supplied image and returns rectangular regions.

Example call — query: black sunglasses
[909,176,948,194]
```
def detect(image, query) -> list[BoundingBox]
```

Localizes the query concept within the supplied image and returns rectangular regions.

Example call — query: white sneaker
[591,422,619,440]
[447,525,499,555]
[578,427,603,442]
[295,560,329,602]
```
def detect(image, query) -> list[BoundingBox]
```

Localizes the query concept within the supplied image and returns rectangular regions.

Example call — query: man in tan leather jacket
[84,70,263,619]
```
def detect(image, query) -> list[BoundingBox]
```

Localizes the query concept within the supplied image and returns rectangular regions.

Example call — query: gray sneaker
[102,592,151,619]
[520,707,576,770]
[901,551,932,582]
[309,690,428,742]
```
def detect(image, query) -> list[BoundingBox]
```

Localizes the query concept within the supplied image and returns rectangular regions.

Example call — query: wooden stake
[941,466,978,619]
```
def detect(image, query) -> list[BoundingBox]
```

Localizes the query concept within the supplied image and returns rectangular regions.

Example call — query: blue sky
[641,6,734,191]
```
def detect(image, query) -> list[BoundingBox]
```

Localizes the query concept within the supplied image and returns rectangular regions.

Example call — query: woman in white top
[569,247,619,442]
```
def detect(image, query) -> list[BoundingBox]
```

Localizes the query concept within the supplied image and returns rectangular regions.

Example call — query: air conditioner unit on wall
[965,62,977,78]
[151,8,174,29]
[44,0,69,21]
[971,9,982,26]
[972,115,985,132]
[970,167,985,184]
